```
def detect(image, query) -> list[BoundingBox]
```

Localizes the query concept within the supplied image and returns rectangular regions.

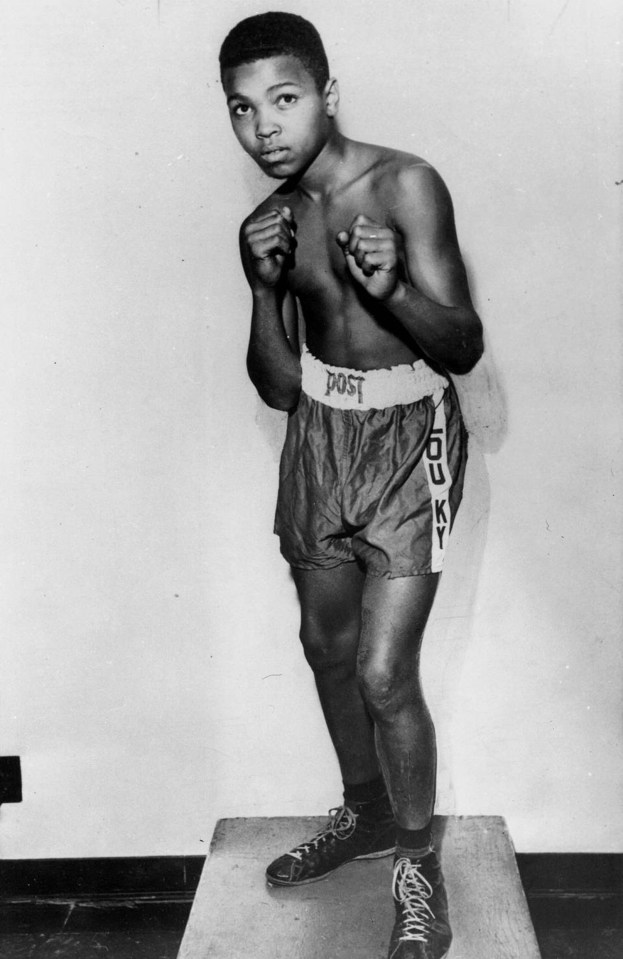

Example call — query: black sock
[343,774,387,806]
[395,822,432,857]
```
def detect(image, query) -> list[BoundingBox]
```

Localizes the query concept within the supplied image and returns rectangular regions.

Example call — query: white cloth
[301,346,449,411]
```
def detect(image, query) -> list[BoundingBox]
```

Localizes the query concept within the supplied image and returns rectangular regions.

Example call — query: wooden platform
[178,815,541,959]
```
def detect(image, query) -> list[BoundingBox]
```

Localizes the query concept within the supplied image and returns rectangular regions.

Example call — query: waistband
[300,346,449,410]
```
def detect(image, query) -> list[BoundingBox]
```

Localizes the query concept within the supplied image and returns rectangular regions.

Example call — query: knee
[357,655,414,721]
[299,620,357,676]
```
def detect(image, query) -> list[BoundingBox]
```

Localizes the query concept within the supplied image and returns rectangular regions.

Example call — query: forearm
[247,287,302,411]
[384,280,483,375]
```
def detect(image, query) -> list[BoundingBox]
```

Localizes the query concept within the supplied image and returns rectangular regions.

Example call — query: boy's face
[223,55,336,180]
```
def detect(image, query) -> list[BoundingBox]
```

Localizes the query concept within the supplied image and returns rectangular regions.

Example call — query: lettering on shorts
[325,370,365,404]
[423,421,451,569]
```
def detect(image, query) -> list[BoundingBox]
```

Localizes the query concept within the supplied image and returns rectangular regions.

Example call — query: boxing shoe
[265,793,395,886]
[387,849,452,959]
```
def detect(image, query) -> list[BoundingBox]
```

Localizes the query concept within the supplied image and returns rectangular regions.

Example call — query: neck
[294,130,352,200]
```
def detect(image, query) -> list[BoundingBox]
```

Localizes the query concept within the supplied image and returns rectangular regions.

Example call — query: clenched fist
[242,206,296,289]
[336,214,399,301]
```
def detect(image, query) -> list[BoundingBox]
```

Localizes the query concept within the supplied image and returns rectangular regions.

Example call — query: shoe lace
[287,806,358,861]
[393,857,435,942]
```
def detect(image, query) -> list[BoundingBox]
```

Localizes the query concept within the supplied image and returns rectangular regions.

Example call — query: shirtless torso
[265,143,433,369]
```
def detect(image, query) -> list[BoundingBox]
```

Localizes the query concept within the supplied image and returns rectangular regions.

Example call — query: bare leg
[265,562,394,886]
[292,563,381,785]
[357,573,440,829]
[265,565,438,891]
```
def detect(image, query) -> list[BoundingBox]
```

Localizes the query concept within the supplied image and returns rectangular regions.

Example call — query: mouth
[260,147,289,163]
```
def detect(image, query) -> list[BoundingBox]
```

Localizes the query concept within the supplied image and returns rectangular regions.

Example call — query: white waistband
[300,347,449,410]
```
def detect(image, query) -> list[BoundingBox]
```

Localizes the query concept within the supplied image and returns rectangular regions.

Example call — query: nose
[255,107,281,140]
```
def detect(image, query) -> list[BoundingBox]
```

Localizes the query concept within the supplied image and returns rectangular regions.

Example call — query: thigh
[358,573,440,677]
[351,388,467,578]
[275,396,354,570]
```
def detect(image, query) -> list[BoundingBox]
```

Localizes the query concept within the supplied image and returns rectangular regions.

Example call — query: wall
[1,0,620,857]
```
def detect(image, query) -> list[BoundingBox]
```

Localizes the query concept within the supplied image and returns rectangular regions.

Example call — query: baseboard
[0,856,206,903]
[517,854,623,899]
[0,854,621,904]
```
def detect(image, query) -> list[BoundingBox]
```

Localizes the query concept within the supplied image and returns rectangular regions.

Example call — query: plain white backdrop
[1,0,621,857]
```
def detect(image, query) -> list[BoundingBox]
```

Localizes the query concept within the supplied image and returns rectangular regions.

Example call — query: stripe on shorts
[423,389,452,573]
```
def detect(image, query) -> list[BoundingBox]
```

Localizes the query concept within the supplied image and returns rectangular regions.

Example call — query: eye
[231,103,251,118]
[277,93,298,107]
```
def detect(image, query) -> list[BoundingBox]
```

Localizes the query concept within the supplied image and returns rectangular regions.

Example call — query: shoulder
[371,150,455,236]
[349,141,452,219]
[354,142,435,182]
[378,151,452,215]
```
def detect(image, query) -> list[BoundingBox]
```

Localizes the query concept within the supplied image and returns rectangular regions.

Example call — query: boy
[219,12,483,959]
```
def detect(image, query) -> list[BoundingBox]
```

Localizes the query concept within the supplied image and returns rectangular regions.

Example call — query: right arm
[240,207,302,411]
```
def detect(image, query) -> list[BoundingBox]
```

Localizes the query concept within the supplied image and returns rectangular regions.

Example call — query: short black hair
[219,12,330,92]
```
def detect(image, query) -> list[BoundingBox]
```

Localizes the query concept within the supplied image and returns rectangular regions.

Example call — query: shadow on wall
[458,249,509,455]
[428,324,507,812]
[453,335,508,456]
[254,401,288,464]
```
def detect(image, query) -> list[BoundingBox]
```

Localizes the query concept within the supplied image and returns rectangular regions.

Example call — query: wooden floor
[178,815,541,959]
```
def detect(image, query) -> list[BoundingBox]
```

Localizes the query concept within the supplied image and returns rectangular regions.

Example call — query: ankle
[343,774,387,806]
[395,822,432,859]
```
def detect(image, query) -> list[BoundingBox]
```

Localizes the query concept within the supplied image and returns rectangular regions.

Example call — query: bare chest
[286,193,393,300]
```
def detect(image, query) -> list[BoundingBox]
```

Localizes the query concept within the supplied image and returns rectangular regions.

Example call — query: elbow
[264,396,299,413]
[447,315,484,375]
[259,385,301,411]
[247,361,301,411]
[449,339,483,375]
[262,388,300,412]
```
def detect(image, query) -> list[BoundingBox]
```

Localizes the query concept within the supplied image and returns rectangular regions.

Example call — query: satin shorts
[274,350,468,578]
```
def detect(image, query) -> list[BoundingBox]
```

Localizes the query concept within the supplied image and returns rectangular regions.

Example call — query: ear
[324,78,339,117]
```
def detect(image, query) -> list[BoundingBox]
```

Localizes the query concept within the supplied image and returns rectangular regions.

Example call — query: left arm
[336,164,483,375]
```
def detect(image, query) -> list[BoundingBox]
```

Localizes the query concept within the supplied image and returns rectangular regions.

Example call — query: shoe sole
[265,845,396,887]
[389,946,449,959]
